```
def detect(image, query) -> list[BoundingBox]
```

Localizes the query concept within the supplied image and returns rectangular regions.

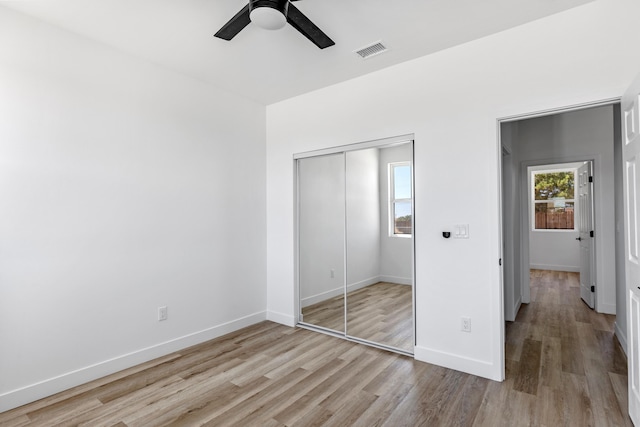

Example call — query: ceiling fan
[214,0,335,49]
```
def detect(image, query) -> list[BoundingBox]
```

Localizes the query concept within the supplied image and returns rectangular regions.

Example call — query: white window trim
[530,168,578,232]
[389,161,412,237]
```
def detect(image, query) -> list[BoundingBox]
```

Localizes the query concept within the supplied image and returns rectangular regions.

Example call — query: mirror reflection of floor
[301,293,345,332]
[301,282,413,353]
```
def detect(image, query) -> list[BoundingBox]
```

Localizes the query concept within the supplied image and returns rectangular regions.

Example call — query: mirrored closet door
[298,153,346,333]
[297,137,414,355]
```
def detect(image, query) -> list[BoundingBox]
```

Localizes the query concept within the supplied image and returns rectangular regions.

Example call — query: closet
[295,136,415,354]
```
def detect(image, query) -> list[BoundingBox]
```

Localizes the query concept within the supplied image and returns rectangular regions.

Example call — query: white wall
[379,144,413,284]
[266,0,640,380]
[527,163,583,272]
[529,230,581,271]
[510,108,616,314]
[0,6,266,411]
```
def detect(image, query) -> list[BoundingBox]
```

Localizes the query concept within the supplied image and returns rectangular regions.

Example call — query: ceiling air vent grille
[355,41,387,59]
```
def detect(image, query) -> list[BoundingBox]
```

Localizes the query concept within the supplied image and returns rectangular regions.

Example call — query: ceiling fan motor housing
[249,0,289,30]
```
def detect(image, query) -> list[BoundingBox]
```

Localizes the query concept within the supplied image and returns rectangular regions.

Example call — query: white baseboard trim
[0,311,267,413]
[597,302,616,315]
[513,298,522,320]
[301,286,342,308]
[267,310,296,327]
[505,296,521,322]
[379,275,412,285]
[414,345,500,381]
[529,263,579,272]
[347,276,381,292]
[615,321,628,356]
[301,276,389,308]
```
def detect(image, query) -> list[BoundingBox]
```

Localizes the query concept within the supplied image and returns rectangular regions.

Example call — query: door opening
[524,161,596,309]
[500,104,620,322]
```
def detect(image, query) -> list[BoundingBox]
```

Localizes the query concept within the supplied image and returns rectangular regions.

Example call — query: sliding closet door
[298,153,345,332]
[345,143,414,353]
[296,136,414,355]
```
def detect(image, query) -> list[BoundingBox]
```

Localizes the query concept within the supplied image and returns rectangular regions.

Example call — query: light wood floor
[302,282,413,352]
[301,291,345,332]
[0,270,631,426]
[346,282,413,352]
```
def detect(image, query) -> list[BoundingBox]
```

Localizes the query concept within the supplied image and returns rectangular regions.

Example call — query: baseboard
[347,276,381,292]
[615,321,628,356]
[597,302,616,315]
[414,345,500,381]
[504,299,522,322]
[0,311,267,413]
[378,275,412,285]
[513,298,522,320]
[301,276,388,308]
[300,286,343,308]
[266,310,296,327]
[529,263,579,272]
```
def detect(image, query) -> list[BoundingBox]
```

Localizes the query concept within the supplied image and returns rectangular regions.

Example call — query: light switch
[454,224,469,239]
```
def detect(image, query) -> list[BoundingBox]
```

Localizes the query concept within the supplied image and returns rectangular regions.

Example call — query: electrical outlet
[330,269,335,278]
[461,317,471,332]
[158,306,168,321]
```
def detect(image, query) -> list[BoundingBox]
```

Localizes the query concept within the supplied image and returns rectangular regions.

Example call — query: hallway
[498,269,630,426]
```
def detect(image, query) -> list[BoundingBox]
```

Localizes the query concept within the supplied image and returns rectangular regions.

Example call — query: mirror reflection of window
[390,162,412,236]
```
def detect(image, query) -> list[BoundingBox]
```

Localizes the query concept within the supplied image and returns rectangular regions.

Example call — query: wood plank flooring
[302,282,413,352]
[301,292,345,332]
[346,282,413,352]
[0,270,631,426]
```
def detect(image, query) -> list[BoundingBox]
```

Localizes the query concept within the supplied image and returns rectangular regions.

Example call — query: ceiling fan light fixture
[215,0,335,49]
[249,0,289,30]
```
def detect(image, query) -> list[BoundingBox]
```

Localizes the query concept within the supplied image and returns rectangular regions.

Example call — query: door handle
[576,237,582,241]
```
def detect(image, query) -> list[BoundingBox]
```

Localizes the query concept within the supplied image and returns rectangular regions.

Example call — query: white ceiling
[3,0,594,105]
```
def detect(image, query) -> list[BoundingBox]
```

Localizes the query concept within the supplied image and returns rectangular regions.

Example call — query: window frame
[530,168,577,232]
[389,161,413,237]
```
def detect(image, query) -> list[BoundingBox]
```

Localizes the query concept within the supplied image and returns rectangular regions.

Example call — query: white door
[622,73,640,425]
[577,161,595,309]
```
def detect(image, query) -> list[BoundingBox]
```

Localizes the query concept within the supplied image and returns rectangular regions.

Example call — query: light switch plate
[454,224,469,239]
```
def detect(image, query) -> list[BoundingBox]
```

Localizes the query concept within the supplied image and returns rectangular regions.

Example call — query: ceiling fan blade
[214,4,251,40]
[286,3,335,49]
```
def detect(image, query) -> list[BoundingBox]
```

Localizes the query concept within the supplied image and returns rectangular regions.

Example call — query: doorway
[500,103,625,346]
[527,161,595,309]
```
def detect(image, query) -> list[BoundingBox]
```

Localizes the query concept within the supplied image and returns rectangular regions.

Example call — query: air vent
[355,41,388,59]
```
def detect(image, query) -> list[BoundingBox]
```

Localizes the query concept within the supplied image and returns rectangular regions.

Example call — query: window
[390,162,412,236]
[532,169,576,230]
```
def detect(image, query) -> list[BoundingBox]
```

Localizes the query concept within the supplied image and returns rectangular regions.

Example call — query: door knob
[576,237,582,241]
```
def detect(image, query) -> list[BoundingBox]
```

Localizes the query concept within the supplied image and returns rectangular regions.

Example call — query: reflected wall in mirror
[297,138,414,355]
[346,143,413,352]
[298,153,345,332]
